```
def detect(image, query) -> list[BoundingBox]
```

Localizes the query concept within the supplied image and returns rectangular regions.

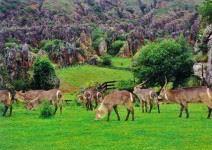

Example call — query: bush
[91,27,105,50]
[194,52,208,62]
[182,76,201,87]
[199,0,212,23]
[40,39,64,53]
[117,80,135,92]
[108,40,124,55]
[40,100,54,118]
[12,80,30,91]
[4,42,20,49]
[32,57,59,90]
[101,55,112,66]
[133,37,194,87]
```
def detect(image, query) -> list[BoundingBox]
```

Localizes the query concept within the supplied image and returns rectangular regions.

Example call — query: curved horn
[137,79,148,88]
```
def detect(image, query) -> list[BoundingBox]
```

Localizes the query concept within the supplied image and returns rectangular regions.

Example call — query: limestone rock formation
[98,40,107,55]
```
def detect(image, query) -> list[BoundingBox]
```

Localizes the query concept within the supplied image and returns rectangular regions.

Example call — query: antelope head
[14,91,26,103]
[133,80,148,93]
[95,103,107,120]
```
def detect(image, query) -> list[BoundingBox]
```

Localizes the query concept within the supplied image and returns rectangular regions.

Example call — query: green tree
[32,57,59,90]
[133,38,194,87]
[108,40,124,55]
[199,0,212,23]
[91,27,105,50]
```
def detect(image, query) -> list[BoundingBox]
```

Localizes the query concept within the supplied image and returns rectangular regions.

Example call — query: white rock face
[193,63,207,79]
[98,40,107,56]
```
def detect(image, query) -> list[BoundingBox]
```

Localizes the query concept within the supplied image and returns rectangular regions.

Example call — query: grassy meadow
[0,103,212,150]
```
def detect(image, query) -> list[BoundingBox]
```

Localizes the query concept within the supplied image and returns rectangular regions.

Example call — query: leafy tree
[133,38,194,87]
[91,27,105,50]
[108,40,124,55]
[199,0,212,23]
[101,55,112,66]
[32,57,59,90]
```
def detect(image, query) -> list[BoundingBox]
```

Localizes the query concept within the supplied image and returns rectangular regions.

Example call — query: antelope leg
[179,104,184,118]
[125,109,131,121]
[207,107,212,119]
[9,105,12,116]
[59,105,63,114]
[2,106,8,116]
[157,103,160,114]
[95,99,98,109]
[131,107,135,121]
[149,102,153,113]
[141,101,144,113]
[113,106,120,121]
[107,111,111,121]
[145,102,148,113]
[54,104,58,115]
[185,107,189,118]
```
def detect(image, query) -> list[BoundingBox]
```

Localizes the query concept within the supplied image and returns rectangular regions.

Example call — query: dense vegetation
[32,57,59,90]
[133,38,194,87]
[199,0,212,23]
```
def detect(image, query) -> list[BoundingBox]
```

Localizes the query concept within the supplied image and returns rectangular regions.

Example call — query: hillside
[0,0,204,88]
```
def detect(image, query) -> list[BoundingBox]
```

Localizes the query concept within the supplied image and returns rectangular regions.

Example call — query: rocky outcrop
[206,24,212,85]
[79,31,94,56]
[118,41,131,58]
[193,63,207,80]
[98,40,107,55]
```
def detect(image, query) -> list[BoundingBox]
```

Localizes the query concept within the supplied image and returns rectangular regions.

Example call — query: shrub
[182,76,201,87]
[91,27,105,50]
[40,39,64,53]
[199,0,212,23]
[117,80,135,92]
[12,79,30,91]
[4,42,20,49]
[194,52,208,62]
[101,55,112,66]
[32,57,59,90]
[40,100,54,118]
[133,37,194,87]
[91,27,105,41]
[108,40,124,55]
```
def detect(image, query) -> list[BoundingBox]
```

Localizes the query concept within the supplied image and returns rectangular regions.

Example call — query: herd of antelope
[0,80,212,121]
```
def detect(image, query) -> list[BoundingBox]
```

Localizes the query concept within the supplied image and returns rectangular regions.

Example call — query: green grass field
[56,65,133,92]
[0,103,211,150]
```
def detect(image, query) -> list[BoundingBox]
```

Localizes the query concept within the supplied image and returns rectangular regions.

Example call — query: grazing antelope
[15,90,43,102]
[26,89,63,115]
[84,88,103,111]
[0,90,13,116]
[133,85,160,113]
[159,81,212,119]
[95,90,134,121]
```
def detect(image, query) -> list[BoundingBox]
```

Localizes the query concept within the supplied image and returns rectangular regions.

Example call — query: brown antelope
[0,90,13,116]
[133,85,160,113]
[84,88,103,111]
[95,90,134,121]
[159,81,212,119]
[26,89,63,115]
[15,90,43,102]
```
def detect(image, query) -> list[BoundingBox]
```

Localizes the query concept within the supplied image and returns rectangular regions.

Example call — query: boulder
[118,41,131,58]
[193,63,207,79]
[98,40,107,55]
